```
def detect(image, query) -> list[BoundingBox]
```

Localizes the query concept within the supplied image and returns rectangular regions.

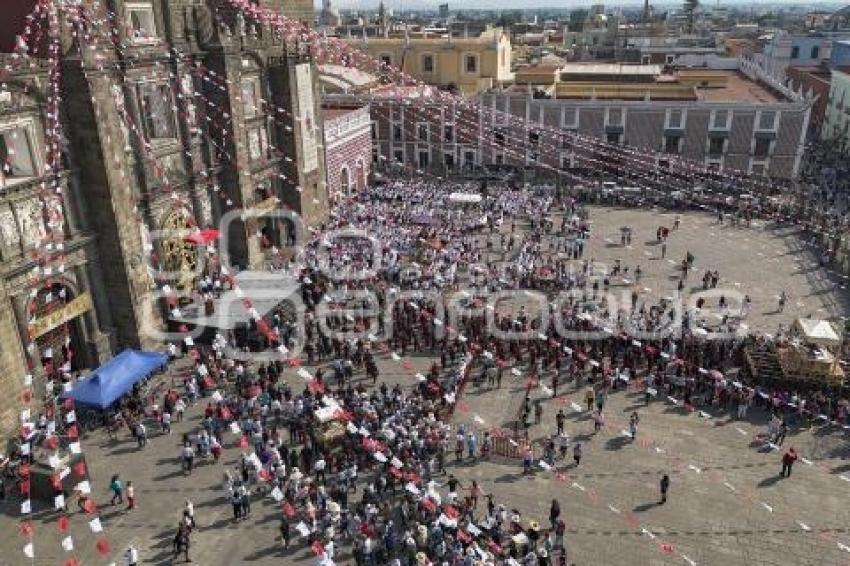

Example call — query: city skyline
[319,0,849,11]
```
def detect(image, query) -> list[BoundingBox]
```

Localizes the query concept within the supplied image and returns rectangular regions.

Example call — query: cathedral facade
[0,0,326,440]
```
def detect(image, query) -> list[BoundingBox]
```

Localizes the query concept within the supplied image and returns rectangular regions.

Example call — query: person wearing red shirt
[781,447,798,478]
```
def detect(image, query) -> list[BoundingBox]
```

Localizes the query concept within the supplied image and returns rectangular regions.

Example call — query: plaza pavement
[1,207,849,566]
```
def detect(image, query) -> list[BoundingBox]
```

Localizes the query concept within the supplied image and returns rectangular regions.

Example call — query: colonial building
[823,68,850,150]
[360,60,812,180]
[786,65,833,137]
[0,0,325,439]
[343,25,513,96]
[322,105,372,201]
[0,54,112,439]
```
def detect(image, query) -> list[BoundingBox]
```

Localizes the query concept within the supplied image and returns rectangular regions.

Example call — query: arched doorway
[159,211,198,292]
[32,282,88,380]
[340,166,351,196]
[355,159,366,191]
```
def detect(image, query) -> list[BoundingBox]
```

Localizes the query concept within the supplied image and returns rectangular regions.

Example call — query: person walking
[585,387,594,412]
[280,517,291,549]
[124,543,139,566]
[556,409,565,435]
[522,445,533,475]
[464,432,476,461]
[592,410,605,433]
[572,443,582,467]
[184,499,196,529]
[126,481,135,510]
[775,420,788,446]
[161,410,172,435]
[659,474,670,504]
[239,483,251,518]
[181,442,195,475]
[549,499,561,530]
[172,521,191,563]
[109,474,124,506]
[314,453,327,485]
[230,488,243,521]
[629,412,640,440]
[136,422,147,449]
[781,447,798,478]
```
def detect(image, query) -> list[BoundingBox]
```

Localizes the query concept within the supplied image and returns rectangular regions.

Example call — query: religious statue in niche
[0,205,20,250]
[159,153,186,184]
[16,198,47,248]
[248,128,262,161]
[236,12,246,37]
[199,196,213,227]
[158,211,197,293]
[181,75,198,132]
[110,83,132,151]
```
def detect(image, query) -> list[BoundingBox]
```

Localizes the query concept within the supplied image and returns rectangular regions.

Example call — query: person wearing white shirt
[124,544,139,566]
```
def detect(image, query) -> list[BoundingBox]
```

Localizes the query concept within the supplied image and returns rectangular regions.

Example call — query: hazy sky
[320,0,846,10]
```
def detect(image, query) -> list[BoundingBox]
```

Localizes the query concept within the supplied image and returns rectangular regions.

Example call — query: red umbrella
[183,228,221,245]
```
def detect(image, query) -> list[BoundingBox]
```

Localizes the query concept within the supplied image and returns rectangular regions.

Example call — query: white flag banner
[295,521,311,537]
[54,494,65,510]
[89,517,103,533]
[20,500,31,515]
[61,536,74,552]
[270,487,284,502]
[23,542,34,558]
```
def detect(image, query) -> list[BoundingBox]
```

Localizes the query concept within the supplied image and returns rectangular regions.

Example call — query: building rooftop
[560,63,663,77]
[346,26,506,45]
[684,70,782,103]
[502,67,785,103]
[322,107,366,121]
[318,64,378,88]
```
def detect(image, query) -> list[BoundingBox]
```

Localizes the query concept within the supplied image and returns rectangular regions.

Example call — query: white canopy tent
[448,192,483,205]
[793,318,841,347]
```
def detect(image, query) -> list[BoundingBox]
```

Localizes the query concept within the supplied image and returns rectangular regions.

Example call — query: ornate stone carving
[16,198,46,248]
[0,205,20,249]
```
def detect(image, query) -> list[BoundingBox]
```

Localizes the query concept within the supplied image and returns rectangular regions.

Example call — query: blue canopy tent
[61,349,168,410]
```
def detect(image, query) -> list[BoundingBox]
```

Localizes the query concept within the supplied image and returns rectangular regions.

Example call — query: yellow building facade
[346,27,513,95]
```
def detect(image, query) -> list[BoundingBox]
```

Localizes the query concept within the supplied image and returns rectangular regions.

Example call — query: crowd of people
[10,174,850,566]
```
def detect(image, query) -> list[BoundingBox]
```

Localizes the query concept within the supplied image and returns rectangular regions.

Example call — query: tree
[683,0,699,33]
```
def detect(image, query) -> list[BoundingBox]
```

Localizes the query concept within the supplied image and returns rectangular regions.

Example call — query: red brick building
[322,105,372,201]
[786,66,832,137]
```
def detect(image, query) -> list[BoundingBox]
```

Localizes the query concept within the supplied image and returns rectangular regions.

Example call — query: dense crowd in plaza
[7,175,850,566]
